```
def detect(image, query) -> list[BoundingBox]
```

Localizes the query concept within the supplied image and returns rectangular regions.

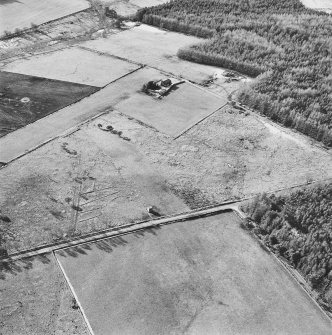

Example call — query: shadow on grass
[56,225,162,259]
[0,226,163,279]
[0,254,51,280]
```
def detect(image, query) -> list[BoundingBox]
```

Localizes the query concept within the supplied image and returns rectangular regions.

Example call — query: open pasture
[55,211,331,335]
[115,79,227,136]
[0,0,89,36]
[81,24,226,84]
[2,47,140,87]
[0,71,98,137]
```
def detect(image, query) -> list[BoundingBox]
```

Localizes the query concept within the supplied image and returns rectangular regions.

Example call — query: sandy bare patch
[300,0,332,12]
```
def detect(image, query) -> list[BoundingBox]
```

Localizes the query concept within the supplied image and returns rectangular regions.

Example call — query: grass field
[0,254,89,335]
[3,47,140,87]
[81,24,226,84]
[114,77,226,136]
[0,0,89,36]
[0,71,98,137]
[55,211,331,335]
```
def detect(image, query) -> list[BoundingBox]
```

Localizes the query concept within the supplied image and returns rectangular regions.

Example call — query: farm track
[2,175,332,263]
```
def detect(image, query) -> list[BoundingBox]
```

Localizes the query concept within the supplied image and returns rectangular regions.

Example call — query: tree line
[242,184,332,311]
[137,0,332,146]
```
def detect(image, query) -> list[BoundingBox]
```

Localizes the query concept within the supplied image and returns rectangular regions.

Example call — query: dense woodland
[138,0,332,146]
[242,184,332,310]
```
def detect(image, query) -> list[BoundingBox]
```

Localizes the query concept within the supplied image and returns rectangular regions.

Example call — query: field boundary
[53,252,95,335]
[1,207,236,262]
[0,7,90,41]
[3,175,332,261]
[0,65,144,165]
[173,102,227,139]
[0,111,109,168]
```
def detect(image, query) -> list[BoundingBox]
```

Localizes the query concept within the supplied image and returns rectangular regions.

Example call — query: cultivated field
[82,24,228,83]
[0,254,89,335]
[0,71,98,137]
[3,47,139,87]
[55,211,331,335]
[0,0,89,36]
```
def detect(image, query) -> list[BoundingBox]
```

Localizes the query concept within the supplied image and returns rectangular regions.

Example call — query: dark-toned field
[0,71,98,137]
[56,211,331,335]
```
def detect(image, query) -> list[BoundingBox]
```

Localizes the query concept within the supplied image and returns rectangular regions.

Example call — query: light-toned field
[82,24,226,83]
[55,211,331,335]
[3,47,139,87]
[0,254,89,335]
[0,0,89,36]
[112,74,226,136]
[99,0,169,16]
[0,67,226,162]
[300,0,332,12]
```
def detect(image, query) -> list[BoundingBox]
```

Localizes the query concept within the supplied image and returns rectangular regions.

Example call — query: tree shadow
[57,225,162,259]
[0,254,51,280]
[0,0,22,6]
[0,226,163,279]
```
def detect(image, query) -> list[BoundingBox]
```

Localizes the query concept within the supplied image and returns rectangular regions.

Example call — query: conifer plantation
[242,184,332,311]
[138,0,332,145]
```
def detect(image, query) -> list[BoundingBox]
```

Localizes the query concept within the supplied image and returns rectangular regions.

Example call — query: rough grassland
[0,116,188,253]
[0,0,89,36]
[82,24,227,83]
[0,71,98,137]
[2,47,139,87]
[0,254,89,335]
[103,109,332,205]
[55,211,331,335]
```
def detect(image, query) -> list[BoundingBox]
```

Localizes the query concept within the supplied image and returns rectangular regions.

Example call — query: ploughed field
[0,71,98,137]
[55,211,332,335]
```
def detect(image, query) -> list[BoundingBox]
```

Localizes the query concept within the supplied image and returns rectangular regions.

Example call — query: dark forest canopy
[137,0,332,146]
[242,184,332,311]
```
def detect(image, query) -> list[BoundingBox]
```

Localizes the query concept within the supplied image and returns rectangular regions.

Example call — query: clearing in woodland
[55,211,331,335]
